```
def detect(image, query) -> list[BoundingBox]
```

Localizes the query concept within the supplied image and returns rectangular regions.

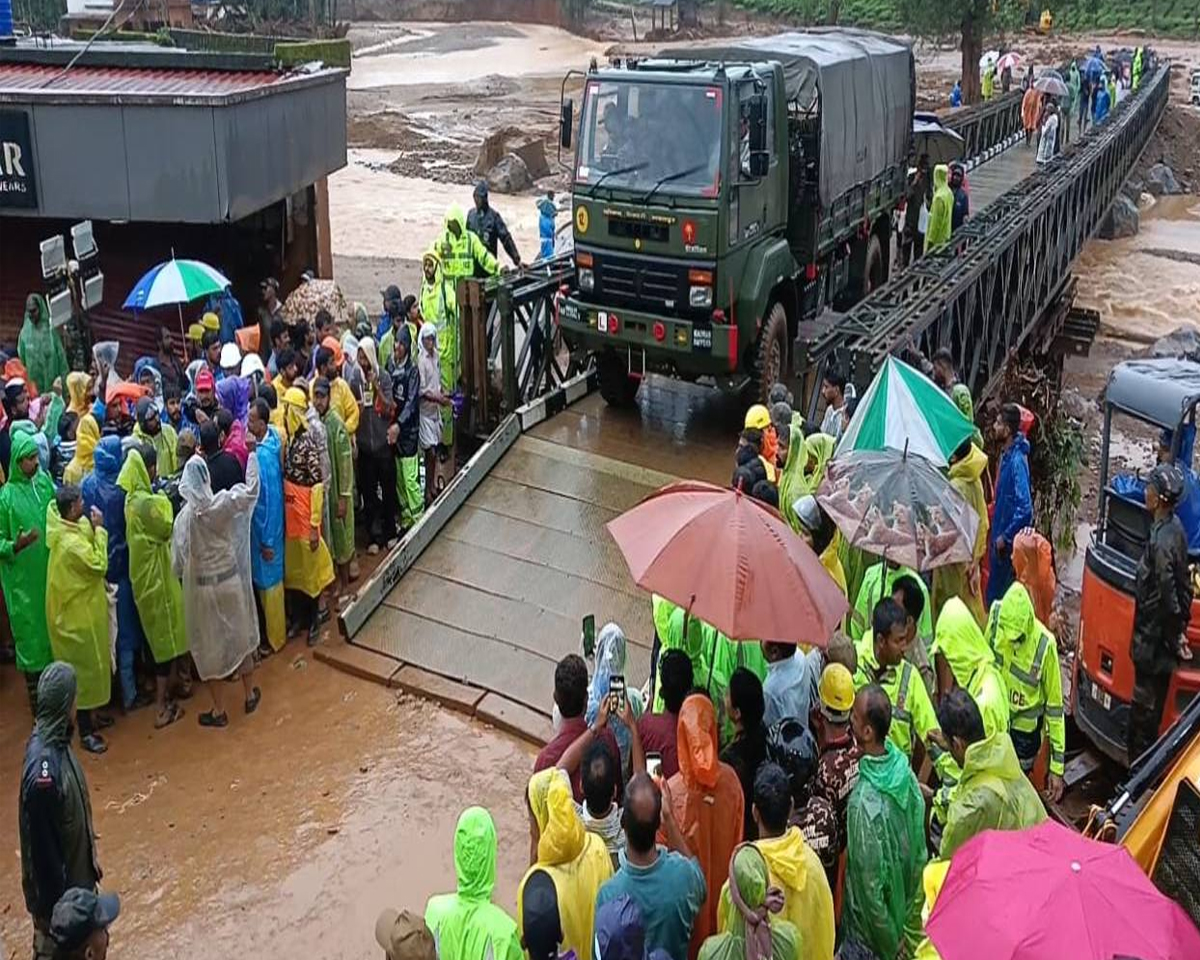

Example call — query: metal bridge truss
[941,91,1023,162]
[458,255,576,433]
[799,66,1169,411]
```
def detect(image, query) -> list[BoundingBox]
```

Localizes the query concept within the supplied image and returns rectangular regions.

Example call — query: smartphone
[609,674,626,713]
[582,615,596,659]
[646,751,663,781]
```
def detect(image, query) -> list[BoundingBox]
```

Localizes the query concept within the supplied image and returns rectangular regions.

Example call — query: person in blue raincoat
[538,194,557,261]
[206,286,245,346]
[987,404,1033,605]
[81,435,147,709]
[950,79,962,108]
[247,397,286,653]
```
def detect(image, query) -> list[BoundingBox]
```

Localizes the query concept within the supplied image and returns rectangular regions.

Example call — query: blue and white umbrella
[123,258,230,311]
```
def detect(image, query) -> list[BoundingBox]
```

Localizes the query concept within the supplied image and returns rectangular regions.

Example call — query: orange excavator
[1074,359,1200,766]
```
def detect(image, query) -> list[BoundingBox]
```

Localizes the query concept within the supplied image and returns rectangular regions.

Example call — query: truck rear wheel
[597,352,639,407]
[750,303,788,404]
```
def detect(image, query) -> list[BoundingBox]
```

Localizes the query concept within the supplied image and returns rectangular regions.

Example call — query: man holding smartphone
[535,655,621,803]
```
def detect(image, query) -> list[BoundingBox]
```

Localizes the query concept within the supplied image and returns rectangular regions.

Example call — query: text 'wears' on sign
[0,111,38,209]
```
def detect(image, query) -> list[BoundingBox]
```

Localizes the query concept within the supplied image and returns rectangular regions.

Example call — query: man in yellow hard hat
[736,403,778,485]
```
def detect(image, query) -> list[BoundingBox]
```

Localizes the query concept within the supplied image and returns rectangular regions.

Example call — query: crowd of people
[7,181,532,955]
[375,351,1083,960]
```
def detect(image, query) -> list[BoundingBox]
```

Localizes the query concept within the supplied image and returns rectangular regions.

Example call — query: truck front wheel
[750,302,788,404]
[597,352,639,407]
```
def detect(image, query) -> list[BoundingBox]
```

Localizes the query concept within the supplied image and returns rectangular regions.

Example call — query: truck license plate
[692,325,713,350]
[1090,681,1112,711]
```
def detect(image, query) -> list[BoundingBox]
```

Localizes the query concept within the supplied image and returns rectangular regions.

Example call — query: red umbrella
[606,480,848,645]
[927,820,1200,960]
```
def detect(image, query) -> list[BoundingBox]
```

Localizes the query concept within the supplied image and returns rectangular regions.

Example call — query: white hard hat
[219,342,242,370]
[241,353,265,378]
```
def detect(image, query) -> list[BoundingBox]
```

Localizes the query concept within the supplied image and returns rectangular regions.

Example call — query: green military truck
[556,31,915,405]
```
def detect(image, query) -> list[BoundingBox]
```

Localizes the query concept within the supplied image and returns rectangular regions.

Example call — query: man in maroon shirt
[535,654,621,802]
[636,649,693,780]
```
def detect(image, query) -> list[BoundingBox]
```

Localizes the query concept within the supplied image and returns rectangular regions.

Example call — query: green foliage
[276,38,351,68]
[13,0,64,32]
[1031,409,1086,557]
[732,0,1200,36]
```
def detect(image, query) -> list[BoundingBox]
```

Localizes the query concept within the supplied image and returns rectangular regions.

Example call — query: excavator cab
[1075,359,1200,767]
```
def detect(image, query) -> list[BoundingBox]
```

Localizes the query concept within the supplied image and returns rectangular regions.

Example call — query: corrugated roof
[0,62,324,103]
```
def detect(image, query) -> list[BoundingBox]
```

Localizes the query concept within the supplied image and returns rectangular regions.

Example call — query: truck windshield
[576,79,722,197]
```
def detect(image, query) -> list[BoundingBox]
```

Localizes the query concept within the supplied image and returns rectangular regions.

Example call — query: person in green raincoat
[45,484,111,754]
[1064,62,1081,146]
[18,293,68,397]
[0,430,56,715]
[931,597,1009,739]
[698,844,799,960]
[924,164,954,252]
[851,562,933,642]
[844,685,927,960]
[119,446,189,729]
[133,397,179,479]
[420,248,460,448]
[425,807,523,960]
[313,377,355,595]
[935,689,1046,860]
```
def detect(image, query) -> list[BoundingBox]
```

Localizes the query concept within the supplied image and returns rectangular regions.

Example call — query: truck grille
[589,250,707,315]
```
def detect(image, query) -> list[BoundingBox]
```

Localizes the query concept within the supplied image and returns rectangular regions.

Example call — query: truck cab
[1076,358,1200,766]
[557,32,913,406]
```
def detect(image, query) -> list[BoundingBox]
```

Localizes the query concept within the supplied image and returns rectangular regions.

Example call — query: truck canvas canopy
[1105,358,1200,429]
[662,30,913,207]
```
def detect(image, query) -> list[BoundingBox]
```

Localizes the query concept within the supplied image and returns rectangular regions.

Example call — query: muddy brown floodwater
[0,656,534,959]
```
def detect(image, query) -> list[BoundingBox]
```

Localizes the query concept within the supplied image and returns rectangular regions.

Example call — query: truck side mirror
[560,99,574,150]
[748,94,767,153]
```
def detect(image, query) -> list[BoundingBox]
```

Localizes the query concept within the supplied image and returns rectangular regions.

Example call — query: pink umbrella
[606,480,848,645]
[927,820,1200,960]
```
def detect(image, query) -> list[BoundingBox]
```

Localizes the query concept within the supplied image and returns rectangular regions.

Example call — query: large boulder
[486,153,532,194]
[1120,177,1144,204]
[475,128,550,182]
[1146,162,1182,196]
[1098,194,1139,239]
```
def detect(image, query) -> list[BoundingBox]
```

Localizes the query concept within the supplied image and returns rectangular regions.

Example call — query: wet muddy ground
[0,656,534,958]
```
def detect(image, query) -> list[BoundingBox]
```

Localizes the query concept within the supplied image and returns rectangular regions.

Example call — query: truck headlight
[689,285,713,309]
[579,268,594,291]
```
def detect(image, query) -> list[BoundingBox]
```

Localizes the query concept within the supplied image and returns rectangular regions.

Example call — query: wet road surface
[0,655,534,959]
[355,377,743,710]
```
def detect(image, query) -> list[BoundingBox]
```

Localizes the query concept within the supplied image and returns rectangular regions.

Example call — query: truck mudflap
[559,296,738,373]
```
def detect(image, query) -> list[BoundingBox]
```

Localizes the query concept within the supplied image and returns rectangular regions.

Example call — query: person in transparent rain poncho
[170,446,263,728]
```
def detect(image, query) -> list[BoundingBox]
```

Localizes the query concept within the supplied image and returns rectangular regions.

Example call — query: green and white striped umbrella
[123,258,230,311]
[835,356,975,467]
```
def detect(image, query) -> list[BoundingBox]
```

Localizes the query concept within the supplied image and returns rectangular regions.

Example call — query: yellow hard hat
[186,322,205,342]
[744,404,771,430]
[818,663,855,719]
[201,311,220,332]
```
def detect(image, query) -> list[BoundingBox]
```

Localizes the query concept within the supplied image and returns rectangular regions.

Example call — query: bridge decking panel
[970,145,1038,216]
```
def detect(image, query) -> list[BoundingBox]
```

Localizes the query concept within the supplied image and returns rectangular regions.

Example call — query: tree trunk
[961,14,983,105]
[827,0,842,25]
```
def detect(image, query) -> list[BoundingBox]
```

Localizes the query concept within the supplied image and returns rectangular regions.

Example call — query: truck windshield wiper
[641,163,708,204]
[585,162,647,194]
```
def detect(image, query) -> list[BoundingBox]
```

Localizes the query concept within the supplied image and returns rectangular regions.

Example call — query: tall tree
[894,0,1025,105]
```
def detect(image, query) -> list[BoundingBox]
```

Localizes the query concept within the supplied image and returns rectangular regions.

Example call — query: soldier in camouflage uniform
[793,663,860,883]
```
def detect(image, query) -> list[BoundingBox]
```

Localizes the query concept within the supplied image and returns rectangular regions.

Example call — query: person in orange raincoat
[1021,86,1043,147]
[1013,527,1057,627]
[661,694,744,957]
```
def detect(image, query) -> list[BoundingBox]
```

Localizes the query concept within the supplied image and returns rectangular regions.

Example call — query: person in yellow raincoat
[935,689,1046,860]
[924,164,953,252]
[790,494,847,596]
[931,597,1009,739]
[716,762,835,960]
[65,371,92,417]
[45,484,111,754]
[62,409,99,486]
[119,445,189,729]
[517,768,612,960]
[420,248,460,448]
[281,387,334,645]
[931,439,990,626]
